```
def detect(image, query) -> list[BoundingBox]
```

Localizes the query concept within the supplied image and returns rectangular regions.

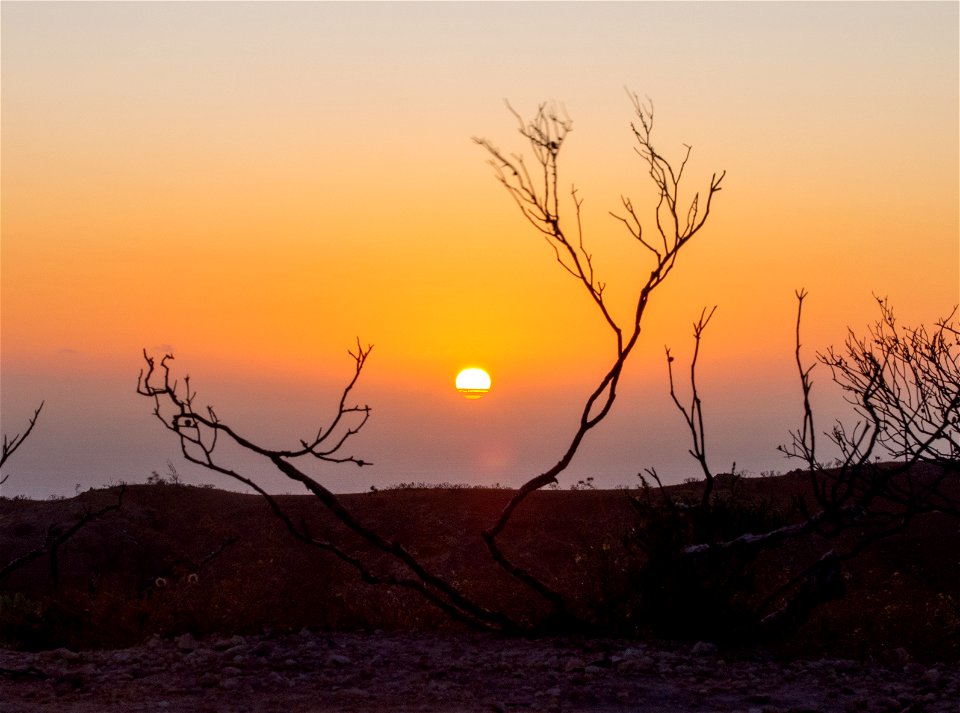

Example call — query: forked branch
[1,402,44,487]
[666,306,718,506]
[475,95,724,619]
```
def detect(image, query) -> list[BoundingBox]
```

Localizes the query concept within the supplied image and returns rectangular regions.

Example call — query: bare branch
[476,94,724,617]
[666,306,718,506]
[139,345,516,632]
[1,485,125,584]
[1,402,44,487]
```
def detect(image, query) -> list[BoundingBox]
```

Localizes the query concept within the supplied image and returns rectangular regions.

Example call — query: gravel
[1,631,957,712]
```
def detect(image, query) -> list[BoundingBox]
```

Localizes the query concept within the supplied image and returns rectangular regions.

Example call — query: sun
[455,368,492,399]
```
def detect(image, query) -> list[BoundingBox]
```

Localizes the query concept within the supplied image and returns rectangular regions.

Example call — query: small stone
[328,654,352,666]
[267,671,288,687]
[214,635,246,651]
[55,648,81,662]
[880,647,911,668]
[875,696,900,711]
[175,633,199,652]
[691,641,717,656]
[341,687,370,697]
[564,657,586,672]
[624,655,656,672]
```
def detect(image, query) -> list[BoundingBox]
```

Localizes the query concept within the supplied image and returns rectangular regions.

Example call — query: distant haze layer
[2,2,957,497]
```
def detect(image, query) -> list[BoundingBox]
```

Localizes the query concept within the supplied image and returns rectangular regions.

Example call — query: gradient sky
[2,1,958,497]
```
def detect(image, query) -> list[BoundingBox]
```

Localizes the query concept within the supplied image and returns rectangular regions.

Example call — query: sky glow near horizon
[1,2,958,498]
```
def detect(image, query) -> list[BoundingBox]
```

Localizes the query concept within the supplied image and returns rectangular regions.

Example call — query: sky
[2,1,958,498]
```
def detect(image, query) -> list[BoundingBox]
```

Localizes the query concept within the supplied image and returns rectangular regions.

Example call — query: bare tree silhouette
[123,92,958,644]
[136,94,725,633]
[137,346,515,631]
[473,94,724,621]
[631,292,960,639]
[761,293,960,629]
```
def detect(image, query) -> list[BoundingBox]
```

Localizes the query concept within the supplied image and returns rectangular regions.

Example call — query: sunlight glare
[455,368,492,399]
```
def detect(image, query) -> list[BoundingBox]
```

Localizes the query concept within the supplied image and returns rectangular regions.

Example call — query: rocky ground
[1,631,957,713]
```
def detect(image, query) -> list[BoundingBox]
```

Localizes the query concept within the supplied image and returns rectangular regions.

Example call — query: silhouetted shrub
[625,475,790,642]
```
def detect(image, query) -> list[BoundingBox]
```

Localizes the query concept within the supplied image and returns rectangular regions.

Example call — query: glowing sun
[455,368,492,399]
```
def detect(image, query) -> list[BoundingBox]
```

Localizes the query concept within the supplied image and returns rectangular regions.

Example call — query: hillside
[1,471,958,662]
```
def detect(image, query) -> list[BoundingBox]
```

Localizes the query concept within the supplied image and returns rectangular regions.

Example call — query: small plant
[147,460,183,486]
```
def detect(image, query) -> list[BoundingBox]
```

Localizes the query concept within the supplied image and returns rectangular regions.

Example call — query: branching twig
[666,306,717,507]
[1,402,44,488]
[475,93,724,619]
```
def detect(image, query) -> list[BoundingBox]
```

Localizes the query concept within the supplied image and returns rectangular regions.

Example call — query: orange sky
[2,2,957,496]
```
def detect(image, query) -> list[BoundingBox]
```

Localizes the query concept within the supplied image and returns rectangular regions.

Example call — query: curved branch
[138,346,517,632]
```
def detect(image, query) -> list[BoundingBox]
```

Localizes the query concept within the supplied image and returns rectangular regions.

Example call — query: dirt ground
[2,629,958,713]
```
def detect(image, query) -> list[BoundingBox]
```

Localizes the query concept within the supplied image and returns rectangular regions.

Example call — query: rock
[251,641,272,657]
[341,687,371,697]
[266,671,289,687]
[214,634,246,650]
[620,655,656,672]
[564,656,586,672]
[691,641,718,656]
[175,633,199,652]
[880,647,911,668]
[328,653,352,666]
[54,647,81,662]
